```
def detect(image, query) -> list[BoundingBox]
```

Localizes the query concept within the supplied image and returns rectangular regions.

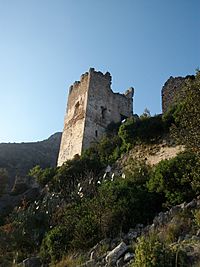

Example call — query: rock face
[112,140,184,179]
[0,132,62,190]
[58,68,134,165]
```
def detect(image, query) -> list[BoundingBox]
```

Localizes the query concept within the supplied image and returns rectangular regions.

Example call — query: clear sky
[0,0,199,143]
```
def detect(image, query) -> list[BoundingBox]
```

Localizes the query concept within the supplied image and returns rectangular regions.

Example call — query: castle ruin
[162,75,195,113]
[57,68,134,166]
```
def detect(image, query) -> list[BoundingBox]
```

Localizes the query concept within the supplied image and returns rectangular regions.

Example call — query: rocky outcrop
[106,242,129,266]
[77,198,200,267]
[77,226,143,267]
[110,139,184,179]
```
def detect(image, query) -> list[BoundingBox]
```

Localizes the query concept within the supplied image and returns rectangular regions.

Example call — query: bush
[71,214,99,249]
[9,200,51,260]
[147,151,200,206]
[49,157,103,198]
[29,165,56,186]
[118,115,166,150]
[132,234,175,267]
[96,162,161,235]
[40,225,72,263]
[160,211,192,244]
[194,209,200,227]
[54,253,85,267]
[82,135,122,165]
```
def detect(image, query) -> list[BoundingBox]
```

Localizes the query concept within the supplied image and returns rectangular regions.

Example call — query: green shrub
[118,115,166,150]
[194,209,200,227]
[40,225,72,263]
[71,214,99,249]
[160,211,192,244]
[96,162,161,235]
[132,234,174,267]
[50,157,103,198]
[82,135,122,165]
[147,151,200,206]
[29,165,56,186]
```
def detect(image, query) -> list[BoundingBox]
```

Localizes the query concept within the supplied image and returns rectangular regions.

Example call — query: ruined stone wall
[57,68,134,166]
[161,76,186,113]
[162,75,195,113]
[57,73,89,166]
[83,69,133,150]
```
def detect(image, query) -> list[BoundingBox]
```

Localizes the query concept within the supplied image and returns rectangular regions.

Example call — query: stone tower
[161,75,195,113]
[57,68,134,166]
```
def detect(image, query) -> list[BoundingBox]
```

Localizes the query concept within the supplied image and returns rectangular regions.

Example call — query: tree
[29,165,56,186]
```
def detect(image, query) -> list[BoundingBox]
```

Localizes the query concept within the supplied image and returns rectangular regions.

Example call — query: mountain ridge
[0,132,62,189]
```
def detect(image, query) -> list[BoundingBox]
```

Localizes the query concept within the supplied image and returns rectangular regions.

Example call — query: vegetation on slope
[0,71,199,266]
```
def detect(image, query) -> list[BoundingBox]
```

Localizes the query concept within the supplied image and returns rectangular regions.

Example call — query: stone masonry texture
[57,68,134,166]
[161,75,195,113]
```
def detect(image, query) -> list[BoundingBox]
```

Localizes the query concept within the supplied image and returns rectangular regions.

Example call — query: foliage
[49,157,103,198]
[0,225,14,266]
[95,162,161,235]
[82,135,122,165]
[160,211,192,244]
[147,151,200,206]
[1,191,63,264]
[1,76,200,266]
[132,234,175,267]
[10,203,50,260]
[37,161,161,262]
[194,209,200,227]
[53,253,85,267]
[118,115,166,150]
[29,165,56,186]
[140,108,151,119]
[40,225,72,263]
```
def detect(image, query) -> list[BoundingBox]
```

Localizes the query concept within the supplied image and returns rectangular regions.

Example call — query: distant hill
[0,132,62,189]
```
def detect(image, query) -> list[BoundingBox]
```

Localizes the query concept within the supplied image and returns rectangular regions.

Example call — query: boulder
[124,252,134,262]
[22,257,41,267]
[106,242,128,266]
[116,257,124,267]
[89,238,111,260]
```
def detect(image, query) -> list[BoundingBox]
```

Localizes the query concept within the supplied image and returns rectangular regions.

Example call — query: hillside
[0,132,62,189]
[0,71,199,267]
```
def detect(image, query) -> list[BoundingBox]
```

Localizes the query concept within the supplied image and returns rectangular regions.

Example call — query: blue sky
[0,0,199,143]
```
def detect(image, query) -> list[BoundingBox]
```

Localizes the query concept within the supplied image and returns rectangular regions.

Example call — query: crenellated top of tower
[89,68,112,84]
[69,68,113,94]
